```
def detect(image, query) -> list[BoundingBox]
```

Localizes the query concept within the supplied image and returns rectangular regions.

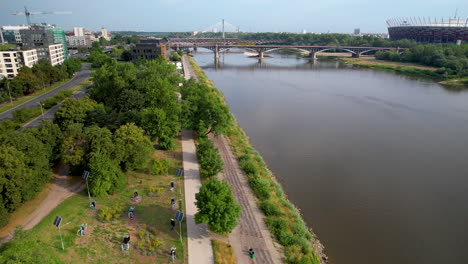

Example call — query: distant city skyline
[1,0,467,33]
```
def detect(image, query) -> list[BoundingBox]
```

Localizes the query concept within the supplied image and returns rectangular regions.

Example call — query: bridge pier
[351,52,360,58]
[258,50,264,59]
[214,49,220,63]
[308,52,317,60]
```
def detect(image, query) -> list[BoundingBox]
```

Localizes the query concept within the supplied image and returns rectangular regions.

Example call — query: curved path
[0,64,91,121]
[0,165,85,243]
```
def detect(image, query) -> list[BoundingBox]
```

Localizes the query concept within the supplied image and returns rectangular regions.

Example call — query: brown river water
[192,51,468,264]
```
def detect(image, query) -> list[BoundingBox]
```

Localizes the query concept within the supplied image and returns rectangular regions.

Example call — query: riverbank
[188,56,328,264]
[339,57,468,89]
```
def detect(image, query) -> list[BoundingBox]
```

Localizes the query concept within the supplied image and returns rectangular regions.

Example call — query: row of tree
[0,58,82,104]
[375,44,468,76]
[192,32,416,48]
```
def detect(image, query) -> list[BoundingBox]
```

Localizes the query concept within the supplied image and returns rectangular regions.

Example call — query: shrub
[12,107,42,123]
[138,229,145,239]
[239,155,258,176]
[260,201,282,216]
[149,158,171,175]
[97,203,124,221]
[196,138,223,178]
[250,177,271,200]
[153,239,162,248]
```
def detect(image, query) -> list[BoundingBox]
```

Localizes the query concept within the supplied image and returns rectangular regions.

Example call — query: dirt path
[212,135,283,263]
[0,165,85,243]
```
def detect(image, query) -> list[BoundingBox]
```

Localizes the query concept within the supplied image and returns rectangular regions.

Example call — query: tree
[121,50,133,61]
[84,125,115,158]
[141,107,179,150]
[54,97,97,129]
[88,152,125,197]
[195,178,241,234]
[196,138,223,178]
[27,120,63,161]
[114,123,153,170]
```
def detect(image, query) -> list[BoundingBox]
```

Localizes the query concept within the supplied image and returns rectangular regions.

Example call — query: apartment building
[48,44,65,66]
[0,48,38,79]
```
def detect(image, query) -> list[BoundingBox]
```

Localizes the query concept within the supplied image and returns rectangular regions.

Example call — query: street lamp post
[38,102,45,120]
[6,81,13,106]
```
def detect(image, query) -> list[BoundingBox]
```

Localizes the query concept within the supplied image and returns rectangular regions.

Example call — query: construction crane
[11,6,72,25]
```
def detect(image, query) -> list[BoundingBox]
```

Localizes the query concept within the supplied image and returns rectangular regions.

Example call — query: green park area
[0,139,187,264]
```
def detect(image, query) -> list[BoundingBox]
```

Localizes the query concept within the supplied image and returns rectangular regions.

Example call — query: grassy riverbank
[340,57,468,88]
[188,57,325,264]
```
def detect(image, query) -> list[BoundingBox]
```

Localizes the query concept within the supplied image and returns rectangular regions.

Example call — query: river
[192,51,468,264]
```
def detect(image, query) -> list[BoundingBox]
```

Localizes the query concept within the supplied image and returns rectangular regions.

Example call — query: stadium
[387,17,468,43]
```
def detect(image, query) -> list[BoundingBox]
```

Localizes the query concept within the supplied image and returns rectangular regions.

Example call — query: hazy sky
[1,0,467,33]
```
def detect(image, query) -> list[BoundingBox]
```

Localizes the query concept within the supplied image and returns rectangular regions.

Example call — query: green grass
[0,79,70,114]
[0,45,16,51]
[189,57,322,264]
[212,240,236,264]
[1,138,187,264]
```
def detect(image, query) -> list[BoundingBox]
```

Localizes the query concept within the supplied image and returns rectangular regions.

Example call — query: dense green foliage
[195,178,241,234]
[88,152,125,197]
[0,58,81,104]
[196,137,223,178]
[375,44,468,77]
[181,80,232,135]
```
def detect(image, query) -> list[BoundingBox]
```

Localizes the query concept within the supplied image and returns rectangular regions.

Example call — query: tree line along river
[192,51,468,264]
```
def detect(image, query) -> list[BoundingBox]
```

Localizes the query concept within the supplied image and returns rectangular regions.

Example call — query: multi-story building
[74,27,84,37]
[49,27,68,59]
[66,35,96,48]
[1,25,29,44]
[0,48,38,79]
[20,25,68,62]
[101,27,110,40]
[48,44,65,66]
[131,39,168,61]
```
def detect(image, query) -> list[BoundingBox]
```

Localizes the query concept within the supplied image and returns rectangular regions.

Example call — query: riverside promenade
[182,129,214,264]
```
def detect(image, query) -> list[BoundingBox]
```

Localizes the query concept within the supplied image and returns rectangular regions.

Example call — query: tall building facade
[74,27,84,37]
[0,48,38,79]
[66,35,96,48]
[19,25,68,62]
[101,27,110,40]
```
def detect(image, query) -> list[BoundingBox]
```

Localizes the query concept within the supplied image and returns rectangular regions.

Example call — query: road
[0,64,91,121]
[22,86,88,128]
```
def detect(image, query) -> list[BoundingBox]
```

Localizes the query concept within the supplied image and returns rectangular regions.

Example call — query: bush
[239,155,258,176]
[196,138,223,178]
[97,203,124,221]
[149,158,171,175]
[41,90,73,109]
[12,107,42,123]
[250,177,271,200]
[260,201,282,216]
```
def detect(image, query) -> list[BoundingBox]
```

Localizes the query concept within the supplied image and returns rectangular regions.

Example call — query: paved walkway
[182,55,198,81]
[182,129,214,264]
[0,165,84,243]
[213,135,283,264]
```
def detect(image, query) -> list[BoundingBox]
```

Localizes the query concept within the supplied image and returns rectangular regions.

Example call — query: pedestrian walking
[90,200,96,210]
[249,248,255,259]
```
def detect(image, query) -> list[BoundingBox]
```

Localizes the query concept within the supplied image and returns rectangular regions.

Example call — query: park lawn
[212,239,236,264]
[7,137,187,264]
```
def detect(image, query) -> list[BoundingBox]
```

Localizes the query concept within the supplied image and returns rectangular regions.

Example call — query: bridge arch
[218,47,258,53]
[263,47,311,54]
[315,48,357,55]
[360,48,401,55]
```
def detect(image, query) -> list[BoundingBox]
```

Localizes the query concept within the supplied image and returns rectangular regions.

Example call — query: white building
[74,27,84,37]
[48,44,65,66]
[101,27,110,40]
[0,49,38,79]
[67,35,96,48]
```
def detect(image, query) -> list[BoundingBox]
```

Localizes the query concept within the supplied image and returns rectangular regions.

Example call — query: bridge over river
[169,42,404,61]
